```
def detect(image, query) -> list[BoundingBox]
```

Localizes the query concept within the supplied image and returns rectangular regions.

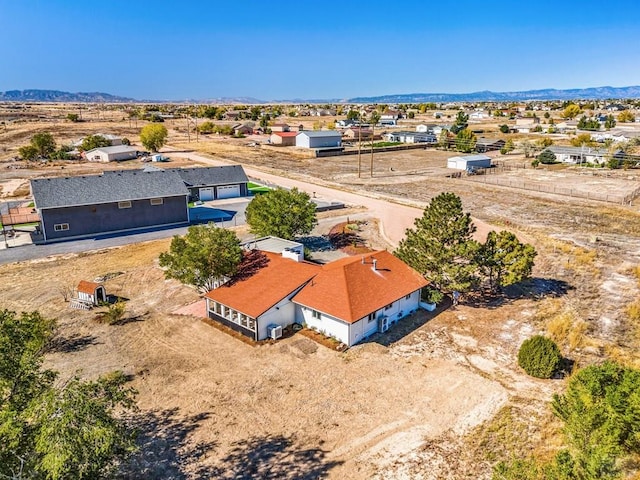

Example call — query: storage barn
[296,131,342,149]
[447,154,492,170]
[84,145,138,162]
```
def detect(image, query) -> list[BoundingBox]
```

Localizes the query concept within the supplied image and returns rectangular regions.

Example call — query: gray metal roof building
[31,170,189,209]
[171,165,248,187]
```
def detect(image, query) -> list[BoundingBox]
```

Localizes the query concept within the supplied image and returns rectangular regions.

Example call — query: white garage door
[199,187,214,201]
[217,185,240,199]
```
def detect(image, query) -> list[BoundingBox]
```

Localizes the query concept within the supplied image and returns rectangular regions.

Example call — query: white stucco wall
[298,306,350,345]
[257,297,297,340]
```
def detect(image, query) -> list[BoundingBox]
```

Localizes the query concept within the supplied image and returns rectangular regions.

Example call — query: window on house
[150,198,163,206]
[385,302,394,310]
[405,293,412,300]
[54,223,69,231]
[118,201,132,209]
[247,319,256,331]
[368,312,376,323]
[312,310,321,320]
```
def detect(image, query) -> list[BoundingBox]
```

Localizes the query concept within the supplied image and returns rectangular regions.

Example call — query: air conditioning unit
[268,324,283,340]
[378,316,389,333]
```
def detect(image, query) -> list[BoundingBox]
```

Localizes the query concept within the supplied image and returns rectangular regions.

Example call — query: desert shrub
[518,335,562,378]
[100,300,126,325]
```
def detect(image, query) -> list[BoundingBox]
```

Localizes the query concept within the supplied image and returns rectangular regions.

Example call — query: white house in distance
[204,247,428,347]
[542,146,615,165]
[296,130,342,149]
[84,145,138,162]
[447,154,492,170]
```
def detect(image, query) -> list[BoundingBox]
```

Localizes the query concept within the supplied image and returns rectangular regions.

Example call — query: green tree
[31,132,56,158]
[346,109,360,121]
[159,224,243,292]
[80,134,111,152]
[517,335,562,379]
[140,123,168,152]
[455,128,477,153]
[438,129,451,149]
[500,139,515,155]
[450,111,469,134]
[197,121,216,134]
[537,149,557,164]
[562,104,582,119]
[551,362,640,479]
[604,114,616,130]
[395,192,479,293]
[66,113,80,122]
[477,230,536,292]
[18,144,39,161]
[0,309,136,479]
[577,116,600,131]
[121,137,131,145]
[245,187,317,240]
[499,124,510,134]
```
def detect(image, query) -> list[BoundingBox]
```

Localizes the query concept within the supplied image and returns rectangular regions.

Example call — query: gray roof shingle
[170,165,248,187]
[31,170,189,209]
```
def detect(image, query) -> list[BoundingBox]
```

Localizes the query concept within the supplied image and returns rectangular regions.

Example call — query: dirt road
[167,149,494,245]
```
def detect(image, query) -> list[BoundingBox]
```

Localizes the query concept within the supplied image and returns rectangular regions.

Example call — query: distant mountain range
[2,86,640,104]
[0,89,136,103]
[348,86,640,103]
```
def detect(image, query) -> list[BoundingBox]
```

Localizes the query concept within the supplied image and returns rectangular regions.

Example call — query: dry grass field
[2,105,640,478]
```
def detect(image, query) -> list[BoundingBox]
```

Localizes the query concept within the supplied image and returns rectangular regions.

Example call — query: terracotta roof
[205,251,319,318]
[272,131,298,137]
[293,251,428,323]
[78,280,101,295]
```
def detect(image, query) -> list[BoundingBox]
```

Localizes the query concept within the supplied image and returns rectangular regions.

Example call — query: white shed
[85,145,138,162]
[447,154,492,170]
[296,131,342,149]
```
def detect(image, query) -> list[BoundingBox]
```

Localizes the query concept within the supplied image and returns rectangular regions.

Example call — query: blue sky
[1,0,639,100]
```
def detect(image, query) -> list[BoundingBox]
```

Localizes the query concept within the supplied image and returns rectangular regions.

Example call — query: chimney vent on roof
[372,258,377,271]
[361,256,365,264]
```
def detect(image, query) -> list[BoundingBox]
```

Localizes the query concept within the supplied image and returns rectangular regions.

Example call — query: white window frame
[150,198,163,206]
[405,293,412,300]
[385,302,394,310]
[312,310,321,320]
[368,312,376,323]
[54,223,69,231]
[118,201,132,209]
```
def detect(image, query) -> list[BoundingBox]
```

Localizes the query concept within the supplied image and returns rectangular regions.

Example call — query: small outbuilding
[296,131,342,149]
[85,145,138,162]
[475,138,505,153]
[77,280,107,306]
[447,154,492,170]
[270,131,298,146]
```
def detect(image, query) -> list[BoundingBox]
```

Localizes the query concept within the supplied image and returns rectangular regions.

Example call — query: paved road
[168,150,494,246]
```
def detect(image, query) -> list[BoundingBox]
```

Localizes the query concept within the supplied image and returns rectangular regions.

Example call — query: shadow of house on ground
[362,299,452,347]
[119,408,218,479]
[209,434,343,480]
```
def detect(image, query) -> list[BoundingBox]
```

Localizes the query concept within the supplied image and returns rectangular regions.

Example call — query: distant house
[383,131,437,144]
[270,131,298,146]
[343,127,374,140]
[72,133,123,148]
[84,145,138,162]
[469,111,489,120]
[232,124,253,136]
[296,130,342,149]
[447,154,492,170]
[542,146,614,165]
[513,117,541,133]
[336,119,359,128]
[225,111,240,121]
[380,110,401,126]
[270,123,290,132]
[292,251,428,346]
[475,138,505,153]
[204,247,428,346]
[171,165,249,201]
[30,170,190,242]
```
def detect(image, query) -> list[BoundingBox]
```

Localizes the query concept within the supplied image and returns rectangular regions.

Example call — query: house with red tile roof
[293,251,428,346]
[204,250,319,341]
[204,246,428,346]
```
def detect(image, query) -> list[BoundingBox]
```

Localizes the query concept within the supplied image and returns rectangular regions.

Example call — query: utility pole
[357,121,362,178]
[186,117,191,142]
